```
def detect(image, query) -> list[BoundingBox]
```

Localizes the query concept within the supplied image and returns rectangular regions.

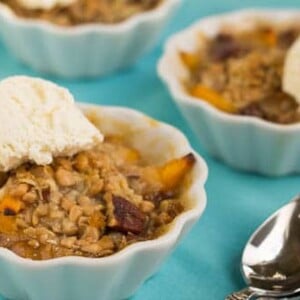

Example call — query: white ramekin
[158,9,300,176]
[0,104,207,300]
[0,0,180,78]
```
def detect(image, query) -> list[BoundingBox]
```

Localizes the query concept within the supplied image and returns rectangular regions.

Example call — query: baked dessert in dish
[0,0,179,77]
[158,10,300,175]
[180,24,300,124]
[0,140,195,260]
[0,0,162,25]
[0,76,196,260]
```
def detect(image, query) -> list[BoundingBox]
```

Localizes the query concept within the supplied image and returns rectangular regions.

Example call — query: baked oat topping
[0,136,195,260]
[1,0,162,25]
[180,25,300,124]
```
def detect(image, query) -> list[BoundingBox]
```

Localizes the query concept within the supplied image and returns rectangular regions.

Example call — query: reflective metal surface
[226,196,300,299]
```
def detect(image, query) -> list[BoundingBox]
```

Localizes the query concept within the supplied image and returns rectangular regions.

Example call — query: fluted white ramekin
[0,0,180,78]
[0,104,207,300]
[158,9,300,176]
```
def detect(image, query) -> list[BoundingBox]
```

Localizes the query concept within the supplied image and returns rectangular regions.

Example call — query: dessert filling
[1,0,162,25]
[0,137,195,260]
[180,25,300,124]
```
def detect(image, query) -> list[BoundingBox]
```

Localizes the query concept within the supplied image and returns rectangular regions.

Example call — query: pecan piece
[109,196,146,234]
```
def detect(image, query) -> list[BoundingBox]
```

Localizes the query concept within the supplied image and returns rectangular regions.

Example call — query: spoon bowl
[227,195,300,299]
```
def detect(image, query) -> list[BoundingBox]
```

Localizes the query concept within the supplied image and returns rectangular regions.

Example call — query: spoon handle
[226,288,257,300]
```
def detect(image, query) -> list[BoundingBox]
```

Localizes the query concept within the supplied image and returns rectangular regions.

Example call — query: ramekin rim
[0,103,208,268]
[0,0,181,34]
[158,8,300,133]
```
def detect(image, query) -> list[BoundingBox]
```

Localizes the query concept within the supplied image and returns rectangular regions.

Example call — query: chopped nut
[80,243,102,255]
[61,197,75,212]
[78,196,92,207]
[51,221,62,234]
[35,204,49,217]
[157,212,171,225]
[140,201,155,213]
[55,168,77,187]
[56,158,73,170]
[31,213,39,226]
[69,205,82,223]
[28,239,40,249]
[16,217,28,229]
[78,216,89,227]
[62,219,78,235]
[10,183,29,197]
[88,177,104,196]
[24,227,37,238]
[80,236,114,255]
[89,211,105,230]
[74,153,89,172]
[81,226,99,242]
[82,205,95,216]
[49,209,65,219]
[61,237,77,249]
[22,191,38,203]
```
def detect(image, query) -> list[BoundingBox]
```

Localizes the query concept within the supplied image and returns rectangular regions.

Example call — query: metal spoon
[226,195,300,300]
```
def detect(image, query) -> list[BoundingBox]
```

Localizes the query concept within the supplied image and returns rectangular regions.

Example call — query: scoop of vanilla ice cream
[283,36,300,104]
[17,0,75,10]
[0,76,103,172]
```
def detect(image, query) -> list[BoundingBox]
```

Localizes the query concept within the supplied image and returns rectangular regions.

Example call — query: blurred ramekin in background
[0,0,181,78]
[158,9,300,176]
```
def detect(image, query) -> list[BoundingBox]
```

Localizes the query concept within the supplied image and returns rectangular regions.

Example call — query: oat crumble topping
[1,0,162,25]
[180,25,300,124]
[0,136,195,260]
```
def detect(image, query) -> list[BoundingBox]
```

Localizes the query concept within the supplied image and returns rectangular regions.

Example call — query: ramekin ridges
[0,0,181,78]
[158,9,300,176]
[0,104,207,300]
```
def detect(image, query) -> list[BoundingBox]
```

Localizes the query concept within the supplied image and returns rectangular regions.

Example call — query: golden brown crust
[181,25,300,124]
[1,0,162,26]
[0,137,195,260]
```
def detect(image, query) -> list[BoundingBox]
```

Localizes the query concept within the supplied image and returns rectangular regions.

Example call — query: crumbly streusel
[0,136,195,260]
[181,25,300,124]
[1,0,162,26]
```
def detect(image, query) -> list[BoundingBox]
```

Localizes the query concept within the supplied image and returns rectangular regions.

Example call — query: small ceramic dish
[0,104,207,300]
[158,9,300,176]
[0,0,181,78]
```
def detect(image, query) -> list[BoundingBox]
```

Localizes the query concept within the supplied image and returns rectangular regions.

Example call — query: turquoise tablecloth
[0,0,299,299]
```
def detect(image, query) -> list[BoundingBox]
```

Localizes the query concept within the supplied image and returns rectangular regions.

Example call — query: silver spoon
[226,195,300,300]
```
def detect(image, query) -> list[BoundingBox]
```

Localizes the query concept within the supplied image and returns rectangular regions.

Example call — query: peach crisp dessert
[0,76,196,260]
[0,0,163,26]
[180,25,300,124]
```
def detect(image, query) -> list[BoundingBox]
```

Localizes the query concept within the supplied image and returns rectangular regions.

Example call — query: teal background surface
[0,0,299,299]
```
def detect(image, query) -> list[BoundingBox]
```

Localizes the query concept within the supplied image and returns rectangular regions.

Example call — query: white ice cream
[0,76,103,172]
[17,0,75,10]
[283,35,300,104]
